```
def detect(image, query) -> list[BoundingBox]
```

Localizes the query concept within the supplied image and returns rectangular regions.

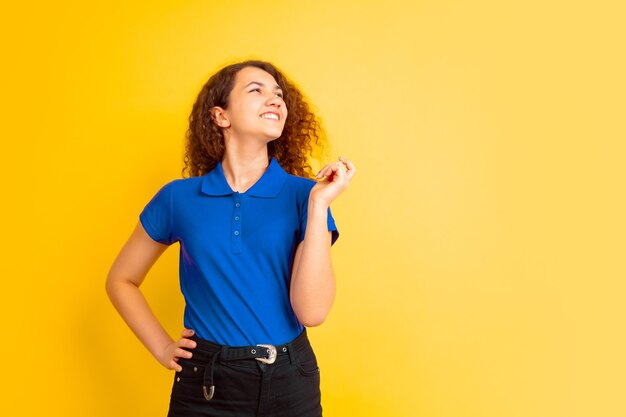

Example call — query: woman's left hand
[309,156,356,206]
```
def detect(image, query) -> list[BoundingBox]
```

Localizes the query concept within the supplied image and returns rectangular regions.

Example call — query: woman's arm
[290,203,335,327]
[290,156,356,326]
[105,221,196,371]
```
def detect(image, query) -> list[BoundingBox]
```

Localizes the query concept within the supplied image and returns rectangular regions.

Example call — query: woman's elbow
[296,310,330,327]
[105,272,120,300]
[105,270,137,300]
[291,288,335,327]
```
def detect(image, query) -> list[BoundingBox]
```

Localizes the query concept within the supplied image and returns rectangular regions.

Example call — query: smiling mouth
[260,113,280,121]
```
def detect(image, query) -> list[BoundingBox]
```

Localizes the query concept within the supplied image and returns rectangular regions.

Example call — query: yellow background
[1,1,625,416]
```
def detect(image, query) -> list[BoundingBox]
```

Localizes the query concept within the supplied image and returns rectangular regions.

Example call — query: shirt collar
[201,157,288,198]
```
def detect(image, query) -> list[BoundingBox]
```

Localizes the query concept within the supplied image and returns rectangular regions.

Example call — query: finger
[175,347,193,359]
[178,338,197,350]
[331,161,347,173]
[339,156,355,172]
[338,157,355,180]
[316,166,331,179]
[172,360,183,372]
[332,162,347,177]
[316,160,344,179]
[344,163,355,180]
[316,164,332,178]
[330,163,348,180]
[181,328,195,337]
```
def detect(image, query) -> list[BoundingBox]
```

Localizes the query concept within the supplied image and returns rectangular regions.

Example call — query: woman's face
[215,66,288,144]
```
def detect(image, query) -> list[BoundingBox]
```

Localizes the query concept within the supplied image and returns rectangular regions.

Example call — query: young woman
[106,59,355,417]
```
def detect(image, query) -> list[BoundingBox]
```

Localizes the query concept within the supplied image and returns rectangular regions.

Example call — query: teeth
[261,113,279,120]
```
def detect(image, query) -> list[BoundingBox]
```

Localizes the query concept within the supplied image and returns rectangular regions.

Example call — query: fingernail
[191,341,197,348]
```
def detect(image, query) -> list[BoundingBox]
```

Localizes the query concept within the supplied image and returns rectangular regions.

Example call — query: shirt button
[235,202,241,207]
[234,216,240,221]
[234,230,240,236]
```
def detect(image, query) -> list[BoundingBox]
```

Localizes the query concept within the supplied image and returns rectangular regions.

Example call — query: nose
[266,94,282,107]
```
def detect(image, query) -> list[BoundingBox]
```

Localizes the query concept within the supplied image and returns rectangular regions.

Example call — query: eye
[249,88,283,99]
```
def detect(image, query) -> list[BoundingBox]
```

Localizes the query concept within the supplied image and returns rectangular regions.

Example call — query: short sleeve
[299,205,339,246]
[139,182,175,245]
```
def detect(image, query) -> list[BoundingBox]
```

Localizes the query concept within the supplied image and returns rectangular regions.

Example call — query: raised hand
[310,156,356,206]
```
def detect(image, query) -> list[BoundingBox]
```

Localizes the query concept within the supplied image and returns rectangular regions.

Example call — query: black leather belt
[202,342,291,400]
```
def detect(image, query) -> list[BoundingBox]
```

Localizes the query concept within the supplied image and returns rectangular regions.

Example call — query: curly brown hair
[182,60,328,179]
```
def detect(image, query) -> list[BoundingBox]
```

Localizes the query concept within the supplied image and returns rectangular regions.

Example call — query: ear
[210,107,230,128]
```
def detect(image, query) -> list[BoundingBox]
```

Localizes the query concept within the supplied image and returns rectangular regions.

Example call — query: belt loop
[286,342,296,365]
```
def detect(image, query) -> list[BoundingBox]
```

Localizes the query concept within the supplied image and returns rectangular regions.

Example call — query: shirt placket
[231,192,243,253]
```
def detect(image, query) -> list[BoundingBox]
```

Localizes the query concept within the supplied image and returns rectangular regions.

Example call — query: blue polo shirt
[139,157,339,346]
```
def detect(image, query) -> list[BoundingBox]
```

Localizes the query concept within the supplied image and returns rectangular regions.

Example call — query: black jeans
[167,329,322,417]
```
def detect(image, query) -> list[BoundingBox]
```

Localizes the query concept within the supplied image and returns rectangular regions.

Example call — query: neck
[221,143,270,193]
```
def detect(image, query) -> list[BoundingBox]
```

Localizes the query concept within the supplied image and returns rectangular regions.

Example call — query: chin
[264,131,284,142]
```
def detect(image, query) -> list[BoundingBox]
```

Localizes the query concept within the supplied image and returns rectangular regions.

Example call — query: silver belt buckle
[255,344,277,364]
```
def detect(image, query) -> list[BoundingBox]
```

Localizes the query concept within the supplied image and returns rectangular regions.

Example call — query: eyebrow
[244,81,282,91]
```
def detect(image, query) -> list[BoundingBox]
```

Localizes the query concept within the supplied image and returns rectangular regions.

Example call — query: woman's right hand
[156,328,198,372]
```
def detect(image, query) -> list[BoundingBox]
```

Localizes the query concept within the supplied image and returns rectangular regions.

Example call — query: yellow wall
[1,1,625,416]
